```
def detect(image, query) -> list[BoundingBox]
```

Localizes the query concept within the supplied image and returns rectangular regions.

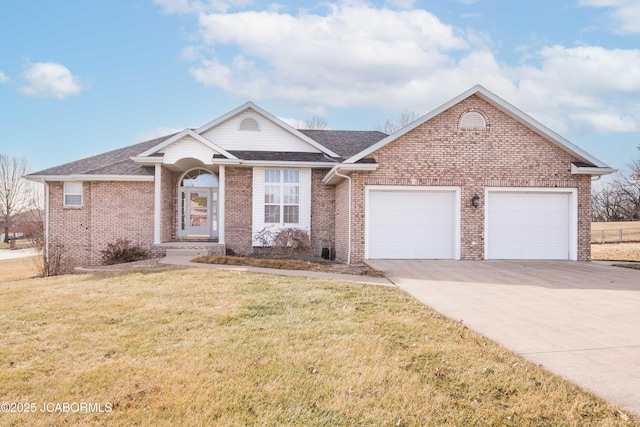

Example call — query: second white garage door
[486,190,575,260]
[366,187,459,259]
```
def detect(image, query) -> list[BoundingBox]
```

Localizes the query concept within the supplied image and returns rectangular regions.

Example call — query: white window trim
[253,167,311,246]
[63,182,83,207]
[264,169,300,225]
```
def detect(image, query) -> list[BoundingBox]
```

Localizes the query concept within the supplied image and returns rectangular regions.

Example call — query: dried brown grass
[0,261,636,426]
[591,243,640,261]
[0,256,39,283]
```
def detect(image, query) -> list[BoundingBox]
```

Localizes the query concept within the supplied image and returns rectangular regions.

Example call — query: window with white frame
[264,169,299,224]
[63,182,83,206]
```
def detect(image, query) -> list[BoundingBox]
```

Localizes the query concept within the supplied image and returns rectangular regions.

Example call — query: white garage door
[367,188,458,259]
[486,191,571,260]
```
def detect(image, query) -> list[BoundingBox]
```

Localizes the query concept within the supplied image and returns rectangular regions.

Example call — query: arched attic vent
[239,117,260,131]
[460,111,487,130]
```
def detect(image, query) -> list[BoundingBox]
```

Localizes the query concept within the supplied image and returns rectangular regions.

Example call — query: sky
[0,0,639,176]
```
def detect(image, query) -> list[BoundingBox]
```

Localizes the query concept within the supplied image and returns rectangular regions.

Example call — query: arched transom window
[181,169,218,187]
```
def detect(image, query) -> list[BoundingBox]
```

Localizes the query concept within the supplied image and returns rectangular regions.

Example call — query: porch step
[165,249,211,258]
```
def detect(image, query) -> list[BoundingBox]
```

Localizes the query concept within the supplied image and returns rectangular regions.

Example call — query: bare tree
[591,149,640,221]
[303,115,328,130]
[0,155,30,243]
[377,110,421,134]
[591,181,627,221]
[615,158,640,220]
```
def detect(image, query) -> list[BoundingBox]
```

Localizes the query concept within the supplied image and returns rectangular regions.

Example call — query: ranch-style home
[26,85,615,271]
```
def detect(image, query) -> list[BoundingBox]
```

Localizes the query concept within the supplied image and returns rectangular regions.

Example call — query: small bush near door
[101,238,150,265]
[254,227,311,255]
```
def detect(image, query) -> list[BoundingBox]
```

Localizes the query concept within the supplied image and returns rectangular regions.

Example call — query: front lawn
[0,264,636,426]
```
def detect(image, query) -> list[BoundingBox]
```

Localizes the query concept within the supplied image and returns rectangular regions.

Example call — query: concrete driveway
[367,260,640,416]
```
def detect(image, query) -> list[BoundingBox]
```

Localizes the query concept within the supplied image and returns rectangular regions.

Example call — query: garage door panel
[368,189,456,259]
[487,191,571,260]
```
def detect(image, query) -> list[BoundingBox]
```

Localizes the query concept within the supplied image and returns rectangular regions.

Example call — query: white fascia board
[472,88,611,168]
[570,164,617,176]
[344,84,612,169]
[130,156,164,166]
[25,174,154,182]
[136,129,191,156]
[343,86,483,164]
[135,129,238,160]
[234,160,338,168]
[185,130,238,159]
[195,101,341,158]
[322,163,379,185]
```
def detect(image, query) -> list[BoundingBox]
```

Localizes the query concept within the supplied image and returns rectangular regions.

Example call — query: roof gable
[196,102,340,157]
[136,129,237,161]
[344,85,611,169]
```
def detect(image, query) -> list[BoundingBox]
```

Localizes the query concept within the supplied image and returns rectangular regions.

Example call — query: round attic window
[460,111,487,130]
[239,117,260,131]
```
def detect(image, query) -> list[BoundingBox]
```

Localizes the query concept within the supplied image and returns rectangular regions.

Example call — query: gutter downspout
[333,169,352,265]
[43,180,49,273]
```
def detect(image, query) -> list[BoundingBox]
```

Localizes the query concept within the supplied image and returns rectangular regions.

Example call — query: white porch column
[218,165,225,244]
[154,164,162,244]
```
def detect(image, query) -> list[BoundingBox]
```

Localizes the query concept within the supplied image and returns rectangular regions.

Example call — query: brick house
[26,85,614,271]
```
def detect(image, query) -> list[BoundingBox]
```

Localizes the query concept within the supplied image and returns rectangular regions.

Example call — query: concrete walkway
[160,256,394,287]
[367,260,640,416]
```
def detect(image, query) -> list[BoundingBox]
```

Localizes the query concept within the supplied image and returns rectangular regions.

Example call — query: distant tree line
[592,147,640,222]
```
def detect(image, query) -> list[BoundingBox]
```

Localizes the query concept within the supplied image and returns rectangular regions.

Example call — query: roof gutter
[570,164,617,176]
[322,163,379,185]
[25,174,155,183]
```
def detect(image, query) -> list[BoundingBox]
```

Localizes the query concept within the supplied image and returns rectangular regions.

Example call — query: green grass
[0,262,636,426]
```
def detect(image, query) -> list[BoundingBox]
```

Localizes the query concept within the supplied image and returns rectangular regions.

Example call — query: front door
[185,188,218,238]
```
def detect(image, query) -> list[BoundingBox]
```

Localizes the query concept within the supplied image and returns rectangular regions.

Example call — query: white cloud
[0,71,9,83]
[510,45,640,133]
[579,0,640,33]
[169,2,640,134]
[190,4,468,105]
[20,62,87,99]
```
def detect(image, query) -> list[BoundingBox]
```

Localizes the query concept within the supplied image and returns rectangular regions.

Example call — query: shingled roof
[27,133,177,177]
[27,129,386,178]
[298,130,387,159]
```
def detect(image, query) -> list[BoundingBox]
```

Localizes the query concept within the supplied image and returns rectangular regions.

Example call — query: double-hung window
[264,169,299,224]
[63,182,83,207]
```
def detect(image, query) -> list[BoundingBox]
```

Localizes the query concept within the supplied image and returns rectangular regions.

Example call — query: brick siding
[224,167,253,255]
[337,95,591,263]
[47,94,593,269]
[49,181,156,272]
[310,169,335,257]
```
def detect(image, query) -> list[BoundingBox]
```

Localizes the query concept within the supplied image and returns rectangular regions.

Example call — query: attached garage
[365,186,460,259]
[485,188,577,260]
